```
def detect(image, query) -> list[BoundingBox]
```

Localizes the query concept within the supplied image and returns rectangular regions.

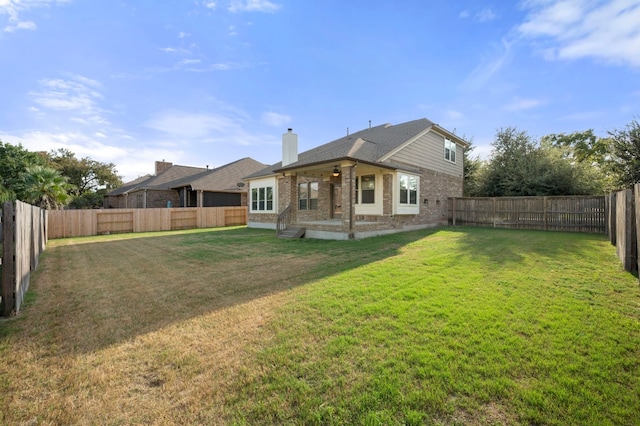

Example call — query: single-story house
[243,118,469,240]
[105,157,267,209]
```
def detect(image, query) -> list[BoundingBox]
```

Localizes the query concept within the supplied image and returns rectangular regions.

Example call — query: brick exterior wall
[247,165,463,237]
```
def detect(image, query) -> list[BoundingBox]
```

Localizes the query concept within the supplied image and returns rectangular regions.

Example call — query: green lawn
[1,226,639,425]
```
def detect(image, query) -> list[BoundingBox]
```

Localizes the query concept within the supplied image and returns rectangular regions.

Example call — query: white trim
[394,171,420,215]
[248,176,277,213]
[354,173,383,215]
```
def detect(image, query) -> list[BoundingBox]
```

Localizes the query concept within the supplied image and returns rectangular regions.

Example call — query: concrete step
[277,227,306,239]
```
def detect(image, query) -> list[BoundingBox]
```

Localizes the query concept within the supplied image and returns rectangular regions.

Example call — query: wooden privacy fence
[47,206,248,239]
[1,200,47,316]
[449,196,606,233]
[606,187,639,276]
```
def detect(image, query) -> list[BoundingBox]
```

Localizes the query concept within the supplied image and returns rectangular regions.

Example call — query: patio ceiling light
[332,166,340,177]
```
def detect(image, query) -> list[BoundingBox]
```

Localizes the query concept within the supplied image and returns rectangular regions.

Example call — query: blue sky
[1,0,638,182]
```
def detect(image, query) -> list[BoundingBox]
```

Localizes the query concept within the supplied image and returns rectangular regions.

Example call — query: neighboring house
[105,157,267,209]
[244,118,469,240]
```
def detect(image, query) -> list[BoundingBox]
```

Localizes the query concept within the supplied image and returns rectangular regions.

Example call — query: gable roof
[171,157,267,192]
[244,118,468,179]
[108,157,267,195]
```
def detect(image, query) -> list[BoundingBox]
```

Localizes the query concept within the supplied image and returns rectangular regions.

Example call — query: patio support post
[341,164,355,239]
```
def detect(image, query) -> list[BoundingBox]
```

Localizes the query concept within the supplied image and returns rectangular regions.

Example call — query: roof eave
[272,157,398,174]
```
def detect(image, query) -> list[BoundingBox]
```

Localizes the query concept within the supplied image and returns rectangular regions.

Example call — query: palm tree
[19,165,73,209]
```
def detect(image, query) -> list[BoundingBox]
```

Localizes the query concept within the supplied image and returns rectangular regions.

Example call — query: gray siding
[389,130,463,177]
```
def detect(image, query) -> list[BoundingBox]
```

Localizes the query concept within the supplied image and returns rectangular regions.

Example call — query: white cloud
[29,76,107,123]
[0,129,179,182]
[205,2,216,9]
[446,109,464,120]
[228,0,281,13]
[458,7,496,22]
[28,75,112,128]
[0,0,69,32]
[145,111,240,139]
[4,19,35,32]
[178,31,190,38]
[144,109,280,149]
[518,0,640,68]
[461,38,513,90]
[475,8,497,22]
[505,97,545,111]
[261,111,291,127]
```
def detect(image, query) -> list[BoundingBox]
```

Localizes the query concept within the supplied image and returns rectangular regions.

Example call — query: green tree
[18,165,73,210]
[462,140,484,196]
[608,119,640,189]
[478,127,601,197]
[47,148,122,196]
[0,140,46,201]
[541,130,612,192]
[46,148,122,208]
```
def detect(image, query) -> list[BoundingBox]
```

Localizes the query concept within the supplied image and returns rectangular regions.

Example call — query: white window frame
[395,172,420,215]
[249,177,276,213]
[354,173,382,215]
[444,138,457,163]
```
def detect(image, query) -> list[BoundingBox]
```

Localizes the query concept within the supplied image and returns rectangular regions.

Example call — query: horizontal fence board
[449,196,606,234]
[47,207,247,239]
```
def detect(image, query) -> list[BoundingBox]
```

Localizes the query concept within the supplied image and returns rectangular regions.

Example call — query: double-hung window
[298,182,318,210]
[355,175,375,204]
[399,174,418,205]
[444,139,456,163]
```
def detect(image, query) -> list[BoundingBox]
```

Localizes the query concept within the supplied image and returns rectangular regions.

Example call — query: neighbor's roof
[244,118,468,180]
[171,157,267,192]
[108,157,267,195]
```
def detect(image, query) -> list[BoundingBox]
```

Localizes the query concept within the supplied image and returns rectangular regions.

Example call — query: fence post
[452,198,457,226]
[608,192,617,245]
[492,197,496,228]
[1,201,16,316]
[636,184,640,284]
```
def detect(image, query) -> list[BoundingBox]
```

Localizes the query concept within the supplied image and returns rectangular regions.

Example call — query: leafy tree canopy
[18,165,72,210]
[0,140,46,201]
[473,127,605,197]
[46,148,123,198]
[608,119,640,189]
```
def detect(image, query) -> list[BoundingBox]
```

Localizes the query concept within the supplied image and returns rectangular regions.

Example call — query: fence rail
[47,206,247,239]
[1,200,47,316]
[449,196,606,233]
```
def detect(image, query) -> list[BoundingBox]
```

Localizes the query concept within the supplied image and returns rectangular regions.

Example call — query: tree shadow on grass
[2,225,614,357]
[443,225,611,268]
[7,227,430,355]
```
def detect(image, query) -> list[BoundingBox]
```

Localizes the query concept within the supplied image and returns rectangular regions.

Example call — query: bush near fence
[47,206,247,239]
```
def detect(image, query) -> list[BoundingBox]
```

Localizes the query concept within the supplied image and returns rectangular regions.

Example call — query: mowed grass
[0,226,639,425]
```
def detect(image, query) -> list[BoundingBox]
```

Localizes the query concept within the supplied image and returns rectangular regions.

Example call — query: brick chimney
[282,128,298,167]
[155,160,173,175]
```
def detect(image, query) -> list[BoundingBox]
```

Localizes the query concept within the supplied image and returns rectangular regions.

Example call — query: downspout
[143,189,147,208]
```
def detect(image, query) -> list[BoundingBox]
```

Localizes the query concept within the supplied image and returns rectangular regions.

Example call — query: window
[361,175,375,204]
[356,175,376,204]
[399,174,418,205]
[251,185,273,212]
[444,139,456,163]
[298,182,318,210]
